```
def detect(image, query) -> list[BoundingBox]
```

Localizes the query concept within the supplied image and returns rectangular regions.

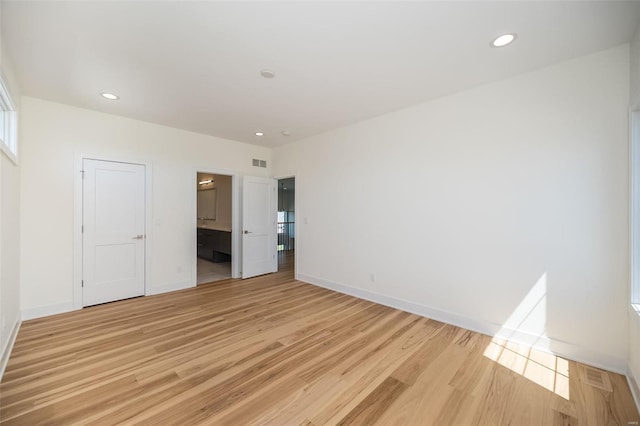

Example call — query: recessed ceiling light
[281,130,291,136]
[255,132,264,136]
[260,69,275,78]
[101,92,120,100]
[491,33,517,48]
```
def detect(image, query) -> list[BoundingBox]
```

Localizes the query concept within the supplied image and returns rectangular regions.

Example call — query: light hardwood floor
[1,253,638,425]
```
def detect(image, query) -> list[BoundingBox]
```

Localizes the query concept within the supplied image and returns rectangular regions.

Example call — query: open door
[242,176,277,278]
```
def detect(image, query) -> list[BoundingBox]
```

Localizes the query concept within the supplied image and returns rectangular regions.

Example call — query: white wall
[0,145,21,378]
[0,0,22,375]
[19,97,271,316]
[1,151,20,363]
[274,45,630,372]
[628,26,640,406]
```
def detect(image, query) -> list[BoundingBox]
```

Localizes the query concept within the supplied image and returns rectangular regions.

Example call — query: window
[277,211,295,251]
[0,75,17,163]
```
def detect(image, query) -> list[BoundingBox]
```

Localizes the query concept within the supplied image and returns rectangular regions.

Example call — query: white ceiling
[3,1,640,147]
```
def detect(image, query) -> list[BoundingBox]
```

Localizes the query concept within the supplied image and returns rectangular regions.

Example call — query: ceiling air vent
[252,159,267,168]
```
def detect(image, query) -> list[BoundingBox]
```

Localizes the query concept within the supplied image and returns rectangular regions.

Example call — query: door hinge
[81,280,84,287]
[81,225,84,233]
[80,170,85,179]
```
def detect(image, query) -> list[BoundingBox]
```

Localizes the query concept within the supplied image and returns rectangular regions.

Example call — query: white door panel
[83,159,146,306]
[242,176,276,278]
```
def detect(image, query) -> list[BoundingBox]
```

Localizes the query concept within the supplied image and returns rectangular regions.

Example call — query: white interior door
[82,159,146,306]
[242,176,277,278]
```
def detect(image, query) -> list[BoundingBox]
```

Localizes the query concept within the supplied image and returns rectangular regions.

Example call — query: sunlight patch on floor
[484,338,570,399]
[483,272,569,399]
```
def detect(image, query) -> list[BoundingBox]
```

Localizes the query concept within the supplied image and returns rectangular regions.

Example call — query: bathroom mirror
[197,188,217,220]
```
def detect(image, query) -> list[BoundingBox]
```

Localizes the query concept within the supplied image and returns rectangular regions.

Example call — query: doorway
[277,177,295,272]
[196,172,233,284]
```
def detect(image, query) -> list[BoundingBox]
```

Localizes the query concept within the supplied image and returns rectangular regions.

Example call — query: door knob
[244,230,252,234]
[132,234,144,240]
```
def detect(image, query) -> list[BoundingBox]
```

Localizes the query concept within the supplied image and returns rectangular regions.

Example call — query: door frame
[274,173,298,278]
[192,167,241,281]
[73,155,153,310]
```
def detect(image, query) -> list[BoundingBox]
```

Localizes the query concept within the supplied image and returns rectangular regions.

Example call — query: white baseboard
[146,280,194,296]
[628,365,640,414]
[298,273,627,374]
[21,301,75,321]
[0,317,21,380]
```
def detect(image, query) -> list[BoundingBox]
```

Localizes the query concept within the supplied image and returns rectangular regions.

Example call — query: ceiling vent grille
[252,159,267,168]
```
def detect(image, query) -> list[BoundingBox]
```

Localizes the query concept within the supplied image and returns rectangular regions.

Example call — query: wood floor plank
[214,311,423,425]
[1,252,638,425]
[375,329,475,425]
[262,318,435,425]
[306,318,440,425]
[336,377,407,425]
[133,304,394,424]
[473,365,518,425]
[390,322,459,385]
